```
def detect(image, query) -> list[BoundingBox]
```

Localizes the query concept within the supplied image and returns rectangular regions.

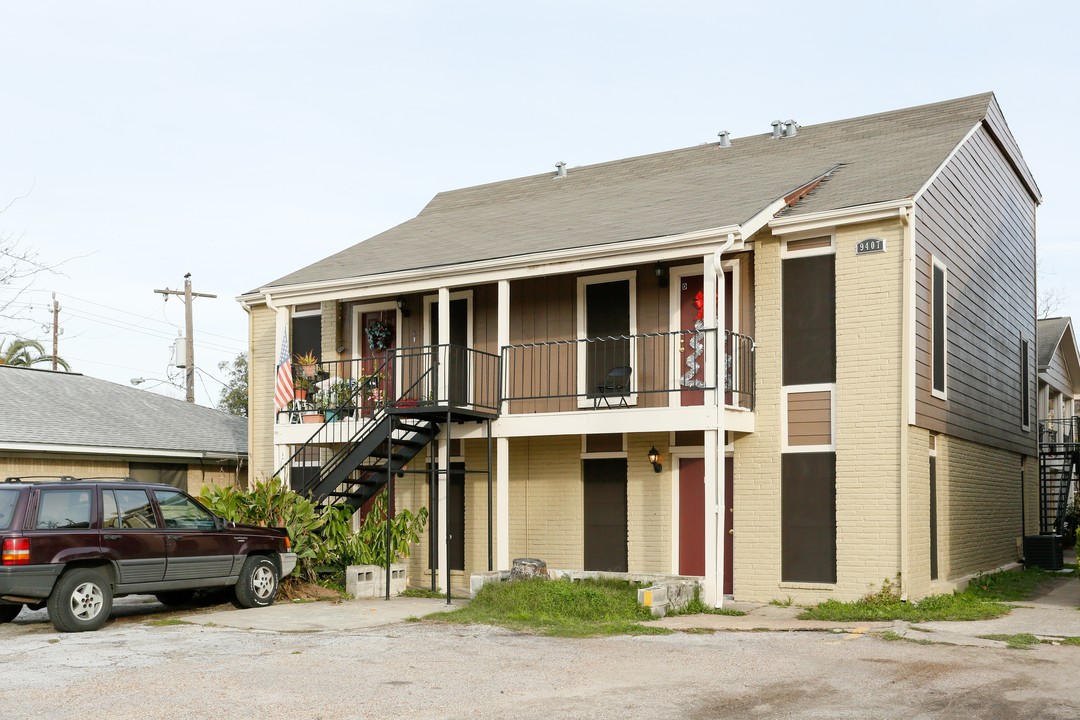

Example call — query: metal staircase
[1038,417,1079,535]
[272,344,500,513]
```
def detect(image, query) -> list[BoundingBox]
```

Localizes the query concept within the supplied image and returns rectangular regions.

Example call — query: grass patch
[769,596,794,607]
[665,590,747,617]
[1061,637,1080,646]
[799,567,1067,624]
[424,577,670,637]
[145,618,188,627]
[979,633,1041,649]
[880,630,937,645]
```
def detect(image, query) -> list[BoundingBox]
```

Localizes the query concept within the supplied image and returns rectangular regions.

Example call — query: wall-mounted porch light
[654,263,669,288]
[396,296,410,318]
[648,446,663,473]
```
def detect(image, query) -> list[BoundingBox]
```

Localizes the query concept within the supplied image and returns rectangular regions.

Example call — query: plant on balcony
[293,351,318,377]
[365,320,393,352]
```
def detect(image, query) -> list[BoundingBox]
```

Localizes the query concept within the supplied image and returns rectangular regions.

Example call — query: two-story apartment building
[240,93,1041,606]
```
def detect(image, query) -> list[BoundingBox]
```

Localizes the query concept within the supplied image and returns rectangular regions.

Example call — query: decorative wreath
[365,320,394,351]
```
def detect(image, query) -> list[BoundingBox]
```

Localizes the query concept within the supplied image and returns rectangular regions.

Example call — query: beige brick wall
[321,301,339,362]
[936,433,1025,580]
[734,230,783,601]
[0,456,128,479]
[906,427,933,598]
[187,463,245,496]
[833,220,905,600]
[249,303,277,483]
[508,435,584,568]
[627,433,671,573]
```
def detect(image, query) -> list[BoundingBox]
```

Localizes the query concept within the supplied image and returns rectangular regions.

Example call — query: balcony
[500,328,755,414]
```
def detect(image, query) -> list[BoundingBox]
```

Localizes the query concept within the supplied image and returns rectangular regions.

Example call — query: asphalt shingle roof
[0,366,247,457]
[261,93,1027,290]
[1037,317,1071,371]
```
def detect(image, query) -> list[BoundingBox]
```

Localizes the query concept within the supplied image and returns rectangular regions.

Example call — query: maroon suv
[0,477,297,632]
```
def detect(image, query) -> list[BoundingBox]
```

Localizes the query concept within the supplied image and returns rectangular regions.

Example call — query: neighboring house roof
[1037,317,1071,371]
[255,92,1039,292]
[0,366,247,459]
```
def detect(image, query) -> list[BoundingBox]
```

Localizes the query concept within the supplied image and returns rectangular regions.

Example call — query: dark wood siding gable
[914,124,1037,455]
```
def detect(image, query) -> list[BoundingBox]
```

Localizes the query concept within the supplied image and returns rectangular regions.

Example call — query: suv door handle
[103,534,121,540]
[166,535,184,540]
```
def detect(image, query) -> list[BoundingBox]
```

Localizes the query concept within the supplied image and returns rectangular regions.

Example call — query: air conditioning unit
[1023,535,1063,570]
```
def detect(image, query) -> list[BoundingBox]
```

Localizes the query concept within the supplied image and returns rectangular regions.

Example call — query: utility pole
[154,274,217,403]
[51,293,60,371]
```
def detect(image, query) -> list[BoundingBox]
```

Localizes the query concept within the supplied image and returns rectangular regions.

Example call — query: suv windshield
[0,489,19,530]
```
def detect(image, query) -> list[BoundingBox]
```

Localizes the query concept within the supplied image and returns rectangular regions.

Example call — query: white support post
[496,280,511,571]
[273,303,291,487]
[496,436,510,570]
[437,287,451,592]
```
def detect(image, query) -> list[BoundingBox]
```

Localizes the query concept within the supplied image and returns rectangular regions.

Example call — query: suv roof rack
[4,475,78,483]
[73,476,142,483]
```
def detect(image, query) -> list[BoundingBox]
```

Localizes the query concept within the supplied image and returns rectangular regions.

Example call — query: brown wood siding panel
[786,236,831,253]
[637,267,669,408]
[913,126,1037,455]
[509,275,576,413]
[787,390,832,446]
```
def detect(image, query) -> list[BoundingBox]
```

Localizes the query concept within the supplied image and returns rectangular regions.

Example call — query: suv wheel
[0,604,23,623]
[48,568,113,632]
[233,555,279,608]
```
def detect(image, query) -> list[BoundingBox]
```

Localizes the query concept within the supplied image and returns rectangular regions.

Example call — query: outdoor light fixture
[648,446,662,473]
[396,296,410,317]
[654,263,669,288]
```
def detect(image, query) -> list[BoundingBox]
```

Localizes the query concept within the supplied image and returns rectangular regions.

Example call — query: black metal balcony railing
[1039,417,1079,446]
[500,329,755,413]
[278,344,501,425]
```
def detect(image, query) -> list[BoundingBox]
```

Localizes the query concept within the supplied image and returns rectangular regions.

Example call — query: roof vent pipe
[717,130,731,148]
[554,161,567,179]
[782,120,799,138]
[771,120,783,139]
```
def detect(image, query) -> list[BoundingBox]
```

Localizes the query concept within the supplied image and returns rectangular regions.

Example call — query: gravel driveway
[3,599,1079,720]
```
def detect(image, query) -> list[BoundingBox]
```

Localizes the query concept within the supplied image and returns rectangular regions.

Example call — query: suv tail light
[2,538,30,565]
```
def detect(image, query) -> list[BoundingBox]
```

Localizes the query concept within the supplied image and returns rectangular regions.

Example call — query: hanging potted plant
[365,320,393,352]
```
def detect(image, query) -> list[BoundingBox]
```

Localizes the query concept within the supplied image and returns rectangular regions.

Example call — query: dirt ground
[2,600,1079,719]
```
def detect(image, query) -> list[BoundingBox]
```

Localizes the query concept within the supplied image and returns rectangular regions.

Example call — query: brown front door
[679,457,705,576]
[583,459,628,572]
[678,456,734,593]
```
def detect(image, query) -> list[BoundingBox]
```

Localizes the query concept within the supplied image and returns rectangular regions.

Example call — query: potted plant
[293,351,318,378]
[324,378,357,422]
[293,374,313,402]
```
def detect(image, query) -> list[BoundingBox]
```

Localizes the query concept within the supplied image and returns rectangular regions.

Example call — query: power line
[58,292,246,344]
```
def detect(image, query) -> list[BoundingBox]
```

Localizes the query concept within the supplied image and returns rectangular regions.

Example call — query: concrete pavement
[180,595,465,632]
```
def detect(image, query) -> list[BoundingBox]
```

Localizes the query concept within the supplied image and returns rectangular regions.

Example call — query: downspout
[898,207,913,599]
[711,232,736,607]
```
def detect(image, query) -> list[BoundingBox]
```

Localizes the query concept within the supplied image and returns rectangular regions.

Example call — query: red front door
[360,310,396,411]
[679,456,734,594]
[679,273,733,407]
[678,457,705,576]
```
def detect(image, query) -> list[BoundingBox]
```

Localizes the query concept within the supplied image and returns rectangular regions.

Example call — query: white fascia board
[741,198,790,240]
[768,199,913,237]
[0,443,208,459]
[487,406,754,438]
[244,224,746,306]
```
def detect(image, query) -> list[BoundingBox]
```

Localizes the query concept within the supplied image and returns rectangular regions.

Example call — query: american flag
[274,328,294,412]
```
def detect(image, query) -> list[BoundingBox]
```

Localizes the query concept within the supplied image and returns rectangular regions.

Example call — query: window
[578,272,636,405]
[35,489,92,530]
[931,257,947,398]
[1021,338,1030,429]
[782,254,836,386]
[292,305,322,364]
[103,489,159,529]
[153,490,217,530]
[0,489,18,530]
[780,453,836,583]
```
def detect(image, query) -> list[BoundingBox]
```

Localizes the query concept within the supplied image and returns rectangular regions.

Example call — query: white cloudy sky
[1,1,1076,407]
